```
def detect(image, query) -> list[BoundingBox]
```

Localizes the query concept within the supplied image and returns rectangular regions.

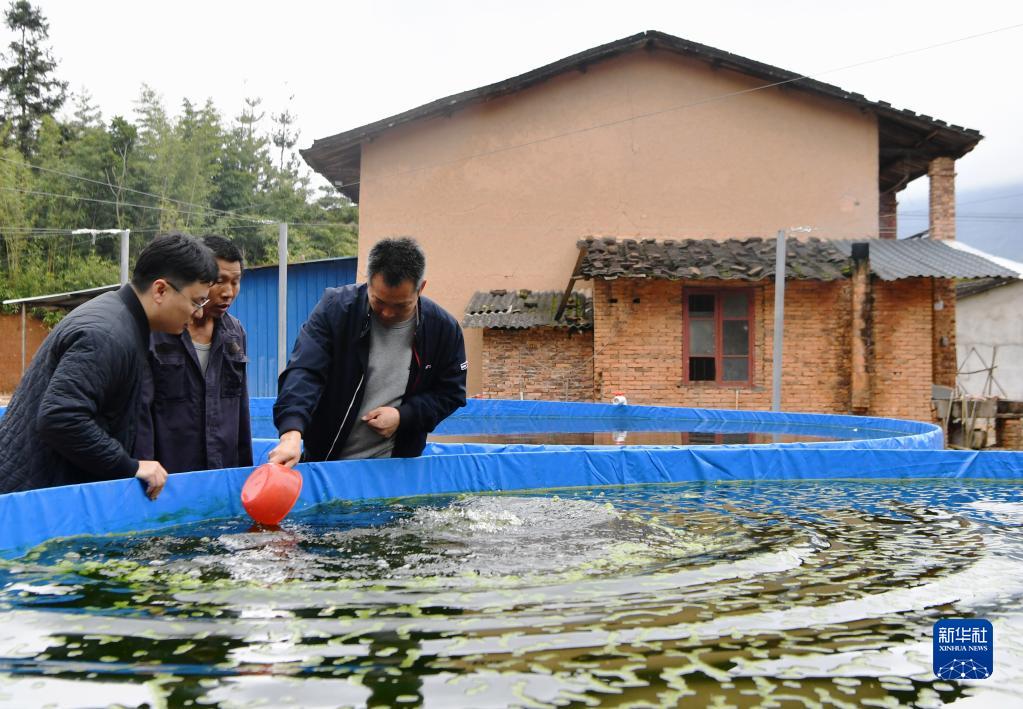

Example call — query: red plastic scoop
[241,463,303,525]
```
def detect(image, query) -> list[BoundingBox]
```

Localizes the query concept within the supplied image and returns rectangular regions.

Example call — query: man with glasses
[269,237,466,465]
[136,235,252,473]
[0,233,218,497]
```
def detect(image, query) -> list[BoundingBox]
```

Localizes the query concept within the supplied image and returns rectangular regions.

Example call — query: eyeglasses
[167,281,211,313]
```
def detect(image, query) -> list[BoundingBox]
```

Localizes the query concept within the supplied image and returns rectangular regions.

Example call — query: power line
[338,21,1023,194]
[0,185,224,218]
[0,185,353,231]
[285,221,357,228]
[900,211,1023,222]
[0,155,269,224]
[956,191,1023,207]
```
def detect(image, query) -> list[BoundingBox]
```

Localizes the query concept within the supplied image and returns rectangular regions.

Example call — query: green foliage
[0,4,359,328]
[0,0,67,155]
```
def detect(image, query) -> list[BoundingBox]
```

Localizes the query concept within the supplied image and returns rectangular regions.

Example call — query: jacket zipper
[411,346,422,393]
[325,373,365,459]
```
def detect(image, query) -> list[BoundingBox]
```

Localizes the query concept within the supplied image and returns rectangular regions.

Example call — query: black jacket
[274,283,467,460]
[135,313,253,473]
[0,285,149,493]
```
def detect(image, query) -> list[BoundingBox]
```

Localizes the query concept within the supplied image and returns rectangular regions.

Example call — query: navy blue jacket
[135,313,253,473]
[0,285,149,493]
[274,283,467,460]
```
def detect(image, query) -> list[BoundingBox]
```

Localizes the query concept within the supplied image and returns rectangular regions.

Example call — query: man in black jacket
[270,237,466,465]
[0,233,218,498]
[135,235,253,473]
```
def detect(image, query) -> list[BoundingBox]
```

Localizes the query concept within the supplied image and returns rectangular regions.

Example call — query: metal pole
[20,304,26,376]
[771,229,786,412]
[277,222,288,375]
[119,230,130,285]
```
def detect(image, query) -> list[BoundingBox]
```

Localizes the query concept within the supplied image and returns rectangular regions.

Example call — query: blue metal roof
[231,257,357,396]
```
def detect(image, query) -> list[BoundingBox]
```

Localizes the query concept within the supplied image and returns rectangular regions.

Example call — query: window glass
[688,294,714,316]
[722,292,749,318]
[723,321,749,355]
[689,357,715,381]
[689,320,715,356]
[722,358,749,381]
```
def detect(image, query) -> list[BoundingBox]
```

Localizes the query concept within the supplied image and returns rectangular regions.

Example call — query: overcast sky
[20,0,1023,211]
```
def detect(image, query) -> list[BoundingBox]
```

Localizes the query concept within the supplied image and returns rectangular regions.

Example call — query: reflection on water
[253,414,892,446]
[429,430,840,446]
[2,480,1022,707]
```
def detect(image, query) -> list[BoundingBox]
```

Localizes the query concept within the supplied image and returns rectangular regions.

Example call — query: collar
[182,313,237,357]
[119,284,151,345]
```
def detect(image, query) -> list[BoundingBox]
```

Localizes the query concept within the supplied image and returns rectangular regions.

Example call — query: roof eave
[302,30,983,198]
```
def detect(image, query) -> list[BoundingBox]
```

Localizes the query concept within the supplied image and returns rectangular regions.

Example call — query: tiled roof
[830,239,1019,280]
[576,237,850,281]
[577,237,1019,282]
[303,30,981,202]
[463,290,592,330]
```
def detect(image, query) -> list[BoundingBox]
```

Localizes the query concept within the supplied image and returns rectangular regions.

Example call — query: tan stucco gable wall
[356,50,879,394]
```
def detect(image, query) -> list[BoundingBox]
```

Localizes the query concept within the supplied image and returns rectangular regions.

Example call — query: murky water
[2,480,1021,707]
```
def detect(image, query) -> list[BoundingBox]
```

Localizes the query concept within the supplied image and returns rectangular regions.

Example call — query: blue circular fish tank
[1,399,1021,706]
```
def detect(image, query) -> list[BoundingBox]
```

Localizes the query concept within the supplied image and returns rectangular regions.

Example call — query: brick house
[302,31,1014,421]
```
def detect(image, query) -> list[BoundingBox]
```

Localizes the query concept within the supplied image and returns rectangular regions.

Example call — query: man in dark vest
[0,233,218,498]
[270,237,466,465]
[136,235,252,473]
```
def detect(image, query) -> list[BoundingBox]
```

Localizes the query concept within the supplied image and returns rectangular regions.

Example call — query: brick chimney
[928,157,956,240]
[879,191,897,239]
[927,156,957,389]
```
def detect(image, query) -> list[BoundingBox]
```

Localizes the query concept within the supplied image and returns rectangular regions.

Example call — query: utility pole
[772,229,786,412]
[278,222,288,375]
[71,228,130,284]
[120,230,130,284]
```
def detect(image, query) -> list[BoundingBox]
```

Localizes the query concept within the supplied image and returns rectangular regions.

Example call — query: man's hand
[268,430,303,467]
[135,460,168,500]
[363,406,400,438]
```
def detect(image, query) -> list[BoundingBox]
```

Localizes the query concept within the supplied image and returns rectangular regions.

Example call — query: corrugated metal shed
[831,240,1018,280]
[463,290,592,329]
[231,257,357,396]
[2,284,119,308]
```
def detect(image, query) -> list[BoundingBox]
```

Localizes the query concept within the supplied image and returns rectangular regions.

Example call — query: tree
[0,0,67,156]
[270,97,299,175]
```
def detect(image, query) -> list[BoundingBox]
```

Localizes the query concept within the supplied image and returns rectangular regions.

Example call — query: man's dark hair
[367,237,426,288]
[202,234,244,269]
[131,232,218,290]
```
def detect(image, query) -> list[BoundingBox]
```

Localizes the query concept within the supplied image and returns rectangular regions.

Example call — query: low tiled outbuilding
[467,237,1014,420]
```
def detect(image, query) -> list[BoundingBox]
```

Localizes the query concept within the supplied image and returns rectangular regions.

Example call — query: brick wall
[480,328,594,401]
[591,278,854,412]
[480,276,938,421]
[932,278,957,388]
[0,313,50,394]
[870,278,934,420]
[997,419,1023,450]
[592,279,688,406]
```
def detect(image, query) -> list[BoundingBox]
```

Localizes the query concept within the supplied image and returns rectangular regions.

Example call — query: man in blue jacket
[0,233,218,498]
[269,237,466,465]
[136,235,253,473]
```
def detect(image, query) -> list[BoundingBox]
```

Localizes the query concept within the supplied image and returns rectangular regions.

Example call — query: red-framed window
[683,288,754,385]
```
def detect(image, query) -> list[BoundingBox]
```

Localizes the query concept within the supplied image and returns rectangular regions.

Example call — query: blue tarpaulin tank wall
[230,257,357,396]
[4,399,1023,559]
